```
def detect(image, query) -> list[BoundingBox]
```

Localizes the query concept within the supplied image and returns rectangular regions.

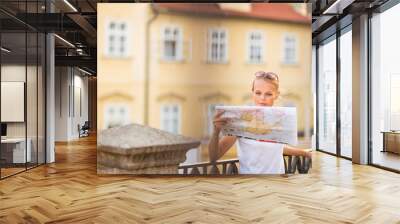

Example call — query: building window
[105,21,129,58]
[283,34,297,64]
[163,26,182,61]
[390,74,400,130]
[248,31,264,63]
[318,36,337,155]
[207,103,223,135]
[339,28,352,158]
[104,104,130,129]
[371,3,400,171]
[208,29,227,63]
[161,104,180,134]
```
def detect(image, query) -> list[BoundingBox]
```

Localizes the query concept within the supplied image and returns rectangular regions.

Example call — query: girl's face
[252,79,279,107]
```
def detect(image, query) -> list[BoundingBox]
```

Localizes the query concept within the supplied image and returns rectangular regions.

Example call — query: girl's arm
[208,132,237,162]
[208,110,237,162]
[283,145,312,158]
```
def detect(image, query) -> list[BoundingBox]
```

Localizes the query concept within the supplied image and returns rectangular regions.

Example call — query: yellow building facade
[98,3,312,156]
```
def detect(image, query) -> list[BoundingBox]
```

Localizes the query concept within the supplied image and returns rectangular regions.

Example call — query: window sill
[159,58,187,64]
[102,55,132,60]
[245,60,266,65]
[281,62,299,67]
[205,60,229,65]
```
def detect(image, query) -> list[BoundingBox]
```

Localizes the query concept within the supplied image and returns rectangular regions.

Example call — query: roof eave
[154,8,310,25]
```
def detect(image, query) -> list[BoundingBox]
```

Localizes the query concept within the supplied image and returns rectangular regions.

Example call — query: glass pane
[340,29,352,158]
[371,4,400,171]
[208,104,222,135]
[219,44,225,60]
[165,28,170,36]
[27,31,38,169]
[38,32,45,165]
[1,31,27,177]
[120,23,125,31]
[211,32,218,39]
[390,75,400,129]
[26,0,39,168]
[164,41,175,58]
[208,105,215,135]
[173,121,178,134]
[318,37,337,154]
[110,22,115,30]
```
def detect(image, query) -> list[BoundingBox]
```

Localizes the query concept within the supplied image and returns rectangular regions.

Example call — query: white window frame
[160,104,181,134]
[207,28,228,63]
[103,103,131,129]
[162,25,183,61]
[282,33,298,64]
[247,30,265,64]
[105,20,130,58]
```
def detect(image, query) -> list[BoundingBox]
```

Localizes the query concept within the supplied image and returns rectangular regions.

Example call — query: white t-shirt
[237,137,285,174]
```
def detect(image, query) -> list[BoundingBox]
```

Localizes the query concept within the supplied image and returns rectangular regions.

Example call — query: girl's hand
[304,149,312,158]
[283,145,313,158]
[213,110,230,133]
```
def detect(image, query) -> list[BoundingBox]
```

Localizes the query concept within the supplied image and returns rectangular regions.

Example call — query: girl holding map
[208,71,312,174]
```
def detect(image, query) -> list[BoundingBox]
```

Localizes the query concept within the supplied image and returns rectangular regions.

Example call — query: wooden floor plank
[1,135,400,223]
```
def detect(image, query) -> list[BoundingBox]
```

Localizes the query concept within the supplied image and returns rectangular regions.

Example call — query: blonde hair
[251,71,280,91]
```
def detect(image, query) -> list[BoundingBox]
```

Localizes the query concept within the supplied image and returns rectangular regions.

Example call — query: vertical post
[36,1,39,167]
[315,44,319,150]
[352,14,369,164]
[25,2,28,170]
[46,1,55,163]
[367,11,373,165]
[336,28,341,157]
[144,11,158,125]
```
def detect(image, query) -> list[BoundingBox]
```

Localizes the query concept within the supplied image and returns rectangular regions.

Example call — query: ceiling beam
[323,0,356,14]
[67,13,97,39]
[55,55,96,70]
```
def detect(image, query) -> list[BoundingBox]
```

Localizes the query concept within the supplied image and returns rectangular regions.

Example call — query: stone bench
[97,124,200,174]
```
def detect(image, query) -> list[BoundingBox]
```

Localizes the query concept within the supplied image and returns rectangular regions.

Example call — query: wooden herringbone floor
[1,135,400,224]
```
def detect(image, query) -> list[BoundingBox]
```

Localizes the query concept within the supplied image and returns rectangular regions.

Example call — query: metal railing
[178,155,312,175]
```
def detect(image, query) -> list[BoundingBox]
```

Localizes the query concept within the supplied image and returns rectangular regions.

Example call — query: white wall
[1,66,26,137]
[1,65,36,137]
[55,67,89,141]
[55,67,68,141]
[71,72,89,138]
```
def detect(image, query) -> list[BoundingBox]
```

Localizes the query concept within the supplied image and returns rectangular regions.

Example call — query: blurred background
[97,3,312,164]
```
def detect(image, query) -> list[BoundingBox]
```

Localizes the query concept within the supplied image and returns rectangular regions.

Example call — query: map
[215,106,297,145]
